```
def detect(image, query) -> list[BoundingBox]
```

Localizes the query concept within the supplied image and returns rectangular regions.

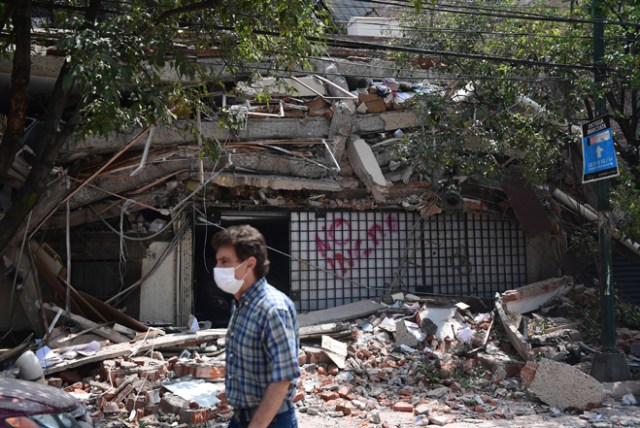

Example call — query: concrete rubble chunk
[394,319,421,348]
[602,380,640,398]
[529,358,606,410]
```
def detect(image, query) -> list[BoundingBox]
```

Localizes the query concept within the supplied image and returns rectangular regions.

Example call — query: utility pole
[589,0,630,382]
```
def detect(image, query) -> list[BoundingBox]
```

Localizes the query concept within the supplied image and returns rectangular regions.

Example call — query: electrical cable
[88,201,189,241]
[194,208,390,291]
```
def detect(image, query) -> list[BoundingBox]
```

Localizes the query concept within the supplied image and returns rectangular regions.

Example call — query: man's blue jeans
[227,407,297,428]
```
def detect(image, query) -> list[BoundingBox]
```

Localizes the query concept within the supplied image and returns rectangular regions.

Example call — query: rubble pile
[2,277,639,427]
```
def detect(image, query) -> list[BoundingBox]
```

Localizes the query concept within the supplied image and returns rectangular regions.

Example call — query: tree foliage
[0,0,327,256]
[399,0,640,240]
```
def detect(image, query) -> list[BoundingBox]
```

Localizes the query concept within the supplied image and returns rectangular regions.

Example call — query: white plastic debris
[456,326,473,344]
[474,313,491,323]
[622,393,638,405]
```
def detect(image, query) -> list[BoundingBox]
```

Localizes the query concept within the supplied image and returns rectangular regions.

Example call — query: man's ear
[248,256,257,270]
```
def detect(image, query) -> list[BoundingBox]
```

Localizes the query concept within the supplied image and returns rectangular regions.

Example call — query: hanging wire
[6,210,34,329]
[194,208,390,291]
[118,199,135,291]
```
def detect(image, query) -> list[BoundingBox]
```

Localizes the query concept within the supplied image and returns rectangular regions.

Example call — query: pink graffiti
[314,214,399,276]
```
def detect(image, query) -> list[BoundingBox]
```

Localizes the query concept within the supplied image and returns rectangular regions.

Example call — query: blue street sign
[582,115,619,183]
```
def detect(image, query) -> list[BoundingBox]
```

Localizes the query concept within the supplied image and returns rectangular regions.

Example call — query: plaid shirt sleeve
[262,306,300,384]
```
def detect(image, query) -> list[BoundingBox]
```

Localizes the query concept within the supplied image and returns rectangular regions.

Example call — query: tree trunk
[0,0,103,258]
[0,1,31,176]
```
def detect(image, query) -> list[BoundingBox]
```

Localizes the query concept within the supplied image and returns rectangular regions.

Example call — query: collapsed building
[0,4,639,427]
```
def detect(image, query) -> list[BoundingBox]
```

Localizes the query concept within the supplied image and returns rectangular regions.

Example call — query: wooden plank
[43,328,227,375]
[42,303,129,344]
[113,323,137,338]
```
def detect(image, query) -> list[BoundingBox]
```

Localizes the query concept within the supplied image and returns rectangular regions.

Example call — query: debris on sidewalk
[1,277,639,427]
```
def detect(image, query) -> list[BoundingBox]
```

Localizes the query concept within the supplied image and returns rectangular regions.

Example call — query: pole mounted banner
[581,114,619,184]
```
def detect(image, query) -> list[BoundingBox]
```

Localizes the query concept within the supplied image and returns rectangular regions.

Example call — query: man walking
[211,225,300,428]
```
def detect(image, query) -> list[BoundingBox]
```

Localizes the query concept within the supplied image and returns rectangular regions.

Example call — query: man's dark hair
[211,225,270,278]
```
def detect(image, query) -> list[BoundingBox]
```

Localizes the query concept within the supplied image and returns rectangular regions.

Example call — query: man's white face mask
[213,260,248,294]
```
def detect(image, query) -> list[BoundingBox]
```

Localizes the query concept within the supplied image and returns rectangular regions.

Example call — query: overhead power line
[321,35,601,71]
[347,0,640,28]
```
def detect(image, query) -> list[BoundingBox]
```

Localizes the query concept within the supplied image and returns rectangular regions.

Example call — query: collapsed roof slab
[67,159,193,210]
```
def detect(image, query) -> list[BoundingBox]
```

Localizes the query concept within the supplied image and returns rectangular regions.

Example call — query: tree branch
[0,0,31,176]
[0,0,103,257]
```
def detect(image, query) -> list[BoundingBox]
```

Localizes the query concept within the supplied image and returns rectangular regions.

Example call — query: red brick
[293,391,305,403]
[392,401,414,412]
[160,394,188,414]
[180,408,215,425]
[195,365,221,380]
[338,385,352,398]
[520,360,538,388]
[320,391,339,401]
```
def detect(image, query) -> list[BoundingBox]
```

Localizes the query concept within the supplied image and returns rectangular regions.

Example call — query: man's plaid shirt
[225,277,300,409]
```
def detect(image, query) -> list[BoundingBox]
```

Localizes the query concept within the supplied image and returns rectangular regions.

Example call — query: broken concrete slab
[211,173,342,192]
[529,358,606,411]
[320,335,348,369]
[346,137,388,200]
[394,319,420,348]
[502,276,573,315]
[495,299,530,361]
[298,299,384,327]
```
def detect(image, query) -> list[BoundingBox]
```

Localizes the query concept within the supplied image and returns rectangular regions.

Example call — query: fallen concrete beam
[327,100,356,164]
[529,358,606,411]
[347,138,388,200]
[211,173,342,192]
[298,299,384,327]
[495,298,530,361]
[501,276,573,315]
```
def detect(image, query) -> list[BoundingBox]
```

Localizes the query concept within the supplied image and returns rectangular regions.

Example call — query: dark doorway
[193,211,291,328]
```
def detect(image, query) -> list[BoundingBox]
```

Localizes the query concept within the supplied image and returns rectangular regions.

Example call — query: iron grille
[291,211,527,311]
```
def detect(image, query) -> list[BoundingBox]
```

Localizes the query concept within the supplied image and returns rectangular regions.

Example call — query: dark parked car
[0,378,92,427]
